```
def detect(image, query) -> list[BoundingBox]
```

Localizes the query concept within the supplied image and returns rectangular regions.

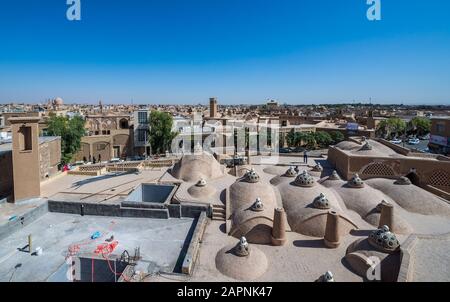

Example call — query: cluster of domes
[294,171,316,187]
[285,166,297,178]
[394,176,412,185]
[348,174,365,188]
[313,193,331,209]
[368,225,400,253]
[251,198,264,212]
[245,169,260,183]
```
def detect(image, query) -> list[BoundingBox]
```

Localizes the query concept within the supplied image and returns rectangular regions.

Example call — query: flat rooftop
[0,212,195,282]
[41,169,167,204]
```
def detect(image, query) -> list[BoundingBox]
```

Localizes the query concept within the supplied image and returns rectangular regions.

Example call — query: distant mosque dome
[53,97,64,106]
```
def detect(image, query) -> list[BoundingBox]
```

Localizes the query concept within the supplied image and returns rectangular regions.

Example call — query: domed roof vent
[234,237,250,257]
[360,141,373,151]
[294,170,316,187]
[251,197,264,212]
[285,166,297,178]
[317,271,335,282]
[328,170,341,180]
[196,178,207,187]
[394,176,412,185]
[348,174,365,188]
[313,193,331,209]
[245,168,260,183]
[312,163,323,172]
[368,225,400,253]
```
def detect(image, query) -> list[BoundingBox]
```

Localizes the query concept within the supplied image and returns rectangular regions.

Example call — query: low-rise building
[428,117,450,155]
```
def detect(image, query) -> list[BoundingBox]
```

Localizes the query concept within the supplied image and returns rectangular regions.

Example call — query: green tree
[148,111,178,155]
[407,117,431,137]
[286,129,296,147]
[313,131,333,148]
[46,114,86,164]
[376,118,406,139]
[329,131,345,144]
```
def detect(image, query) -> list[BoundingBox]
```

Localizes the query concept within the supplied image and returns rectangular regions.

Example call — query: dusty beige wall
[39,138,61,179]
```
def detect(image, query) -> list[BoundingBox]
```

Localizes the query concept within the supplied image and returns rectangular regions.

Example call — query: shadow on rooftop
[293,239,325,249]
[70,172,130,189]
[350,229,374,237]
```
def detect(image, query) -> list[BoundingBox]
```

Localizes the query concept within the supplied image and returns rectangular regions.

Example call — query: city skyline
[1,0,450,105]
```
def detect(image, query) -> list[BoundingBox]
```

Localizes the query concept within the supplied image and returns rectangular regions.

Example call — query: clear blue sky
[0,0,450,105]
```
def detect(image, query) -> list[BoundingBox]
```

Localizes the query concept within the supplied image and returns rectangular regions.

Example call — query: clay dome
[187,182,216,199]
[229,176,279,244]
[366,178,450,217]
[215,239,268,281]
[322,178,413,234]
[54,97,64,105]
[171,152,224,182]
[278,180,355,237]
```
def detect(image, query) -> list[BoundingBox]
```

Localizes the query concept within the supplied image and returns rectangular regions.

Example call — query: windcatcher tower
[10,117,41,202]
[209,97,218,118]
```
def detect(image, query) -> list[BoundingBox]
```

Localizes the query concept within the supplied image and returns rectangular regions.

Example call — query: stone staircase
[211,204,226,221]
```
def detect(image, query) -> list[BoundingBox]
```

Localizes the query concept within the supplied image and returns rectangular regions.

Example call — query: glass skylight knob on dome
[368,225,400,253]
[317,271,335,282]
[360,141,373,151]
[312,163,323,172]
[348,173,365,188]
[251,197,264,212]
[294,170,316,187]
[394,176,412,185]
[313,193,330,209]
[234,236,250,257]
[196,178,207,187]
[285,166,297,177]
[245,168,260,183]
[328,170,341,180]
